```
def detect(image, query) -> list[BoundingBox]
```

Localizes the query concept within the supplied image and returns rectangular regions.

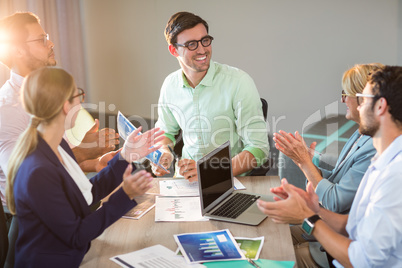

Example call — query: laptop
[197,141,273,225]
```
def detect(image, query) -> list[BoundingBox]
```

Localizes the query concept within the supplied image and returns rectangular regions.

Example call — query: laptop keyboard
[211,193,260,219]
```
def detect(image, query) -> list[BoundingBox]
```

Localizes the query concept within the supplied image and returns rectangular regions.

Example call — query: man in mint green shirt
[153,11,269,181]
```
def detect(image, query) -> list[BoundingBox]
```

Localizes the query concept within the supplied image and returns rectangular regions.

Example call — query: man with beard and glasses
[152,11,269,181]
[0,12,121,267]
[257,65,402,267]
[0,12,120,208]
[272,63,382,268]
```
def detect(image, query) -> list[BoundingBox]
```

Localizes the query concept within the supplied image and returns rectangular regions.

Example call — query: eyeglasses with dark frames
[355,93,375,106]
[341,90,355,102]
[70,88,85,103]
[25,33,49,47]
[175,35,214,51]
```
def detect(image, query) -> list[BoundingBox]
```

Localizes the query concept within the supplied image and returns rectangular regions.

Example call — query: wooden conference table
[80,176,296,267]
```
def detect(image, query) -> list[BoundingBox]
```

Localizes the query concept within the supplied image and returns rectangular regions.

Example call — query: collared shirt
[0,71,30,206]
[334,135,402,267]
[155,61,269,166]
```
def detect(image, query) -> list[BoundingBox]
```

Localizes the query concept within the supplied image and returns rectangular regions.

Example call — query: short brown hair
[368,66,402,125]
[0,12,40,69]
[164,11,208,46]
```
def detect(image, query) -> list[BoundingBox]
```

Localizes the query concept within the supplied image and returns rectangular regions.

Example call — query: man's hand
[305,181,320,213]
[74,119,120,163]
[95,149,121,172]
[270,179,320,213]
[120,127,165,163]
[178,159,198,182]
[273,130,316,168]
[81,119,120,154]
[122,164,153,200]
[257,178,317,224]
[151,149,173,176]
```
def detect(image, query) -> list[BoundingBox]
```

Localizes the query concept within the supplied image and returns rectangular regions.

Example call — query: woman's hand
[273,130,316,167]
[122,164,153,199]
[120,127,164,163]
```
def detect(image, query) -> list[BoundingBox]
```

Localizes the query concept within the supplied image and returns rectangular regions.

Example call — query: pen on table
[247,258,261,268]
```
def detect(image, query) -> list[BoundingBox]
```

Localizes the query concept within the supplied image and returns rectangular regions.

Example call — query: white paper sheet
[159,177,246,197]
[155,196,208,222]
[111,244,205,268]
[233,177,246,190]
[160,179,199,196]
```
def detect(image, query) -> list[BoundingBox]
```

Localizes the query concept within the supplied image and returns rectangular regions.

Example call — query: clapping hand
[273,130,317,167]
[122,164,153,199]
[78,119,120,158]
[257,179,319,224]
[120,126,164,163]
[95,149,122,172]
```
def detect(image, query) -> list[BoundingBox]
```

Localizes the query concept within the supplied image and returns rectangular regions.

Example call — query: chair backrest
[1,205,9,268]
[249,98,271,176]
[1,206,17,268]
[260,98,268,121]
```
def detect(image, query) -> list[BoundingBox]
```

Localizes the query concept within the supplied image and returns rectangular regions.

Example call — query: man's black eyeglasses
[175,36,214,51]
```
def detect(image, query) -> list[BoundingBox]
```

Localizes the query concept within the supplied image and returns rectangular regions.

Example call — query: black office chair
[260,97,268,121]
[1,206,17,268]
[301,233,336,268]
[1,205,8,268]
[248,98,272,176]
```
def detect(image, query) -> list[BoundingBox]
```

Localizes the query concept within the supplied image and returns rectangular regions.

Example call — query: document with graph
[174,229,245,264]
[154,196,208,222]
[111,244,205,268]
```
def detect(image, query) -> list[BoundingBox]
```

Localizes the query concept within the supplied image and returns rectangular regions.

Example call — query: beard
[359,118,379,137]
[26,50,56,72]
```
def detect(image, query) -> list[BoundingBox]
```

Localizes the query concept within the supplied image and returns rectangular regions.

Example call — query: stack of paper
[111,244,205,268]
[155,178,246,222]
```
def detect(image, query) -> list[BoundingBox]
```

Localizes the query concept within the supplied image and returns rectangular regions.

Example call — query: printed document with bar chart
[174,229,245,264]
[155,196,208,222]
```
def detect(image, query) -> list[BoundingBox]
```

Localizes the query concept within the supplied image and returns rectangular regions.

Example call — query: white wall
[80,0,401,133]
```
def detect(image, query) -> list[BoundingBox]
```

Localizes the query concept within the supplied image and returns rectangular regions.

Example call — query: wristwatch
[302,214,321,235]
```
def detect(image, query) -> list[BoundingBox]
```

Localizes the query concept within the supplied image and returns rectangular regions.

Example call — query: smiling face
[21,23,56,73]
[170,23,212,84]
[342,92,360,124]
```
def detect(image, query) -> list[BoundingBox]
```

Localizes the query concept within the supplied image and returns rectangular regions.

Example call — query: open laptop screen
[198,141,233,210]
